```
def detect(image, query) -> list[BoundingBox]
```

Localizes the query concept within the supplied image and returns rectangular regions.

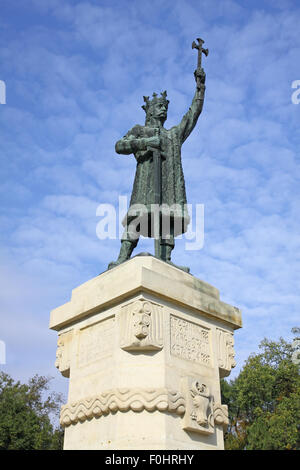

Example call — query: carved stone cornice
[60,388,185,427]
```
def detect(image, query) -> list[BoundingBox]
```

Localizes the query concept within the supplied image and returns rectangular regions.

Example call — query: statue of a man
[108,66,206,271]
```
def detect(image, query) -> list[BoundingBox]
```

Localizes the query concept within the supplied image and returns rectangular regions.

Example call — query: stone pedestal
[49,256,242,450]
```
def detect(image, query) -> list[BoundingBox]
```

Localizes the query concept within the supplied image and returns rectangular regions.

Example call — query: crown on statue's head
[142,91,169,114]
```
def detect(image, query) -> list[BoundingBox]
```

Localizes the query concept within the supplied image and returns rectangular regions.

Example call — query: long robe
[115,88,205,238]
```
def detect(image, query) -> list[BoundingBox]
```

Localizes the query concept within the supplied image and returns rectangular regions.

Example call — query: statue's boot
[160,242,190,274]
[108,240,136,270]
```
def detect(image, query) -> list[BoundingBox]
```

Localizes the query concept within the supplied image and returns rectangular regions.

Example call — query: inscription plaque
[170,315,211,366]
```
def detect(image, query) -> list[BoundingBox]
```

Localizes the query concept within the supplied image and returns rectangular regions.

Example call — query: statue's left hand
[194,67,206,87]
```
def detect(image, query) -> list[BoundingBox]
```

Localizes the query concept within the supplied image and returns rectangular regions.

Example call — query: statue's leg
[160,222,190,273]
[108,228,138,270]
[159,234,174,262]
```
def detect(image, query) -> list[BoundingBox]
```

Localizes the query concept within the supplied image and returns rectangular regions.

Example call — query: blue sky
[0,0,300,401]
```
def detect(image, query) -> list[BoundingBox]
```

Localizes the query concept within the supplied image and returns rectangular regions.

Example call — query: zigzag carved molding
[60,388,186,427]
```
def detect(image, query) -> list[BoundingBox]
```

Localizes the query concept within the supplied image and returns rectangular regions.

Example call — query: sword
[147,138,162,258]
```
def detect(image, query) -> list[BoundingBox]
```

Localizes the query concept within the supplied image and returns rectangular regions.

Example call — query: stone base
[50,256,242,450]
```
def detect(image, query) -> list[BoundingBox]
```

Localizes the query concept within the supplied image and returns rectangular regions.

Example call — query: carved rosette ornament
[60,388,185,427]
[132,300,151,339]
[119,298,163,351]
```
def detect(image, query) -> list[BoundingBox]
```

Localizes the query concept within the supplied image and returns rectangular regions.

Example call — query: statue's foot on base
[107,260,121,270]
[108,257,131,270]
[108,240,137,271]
[165,260,190,274]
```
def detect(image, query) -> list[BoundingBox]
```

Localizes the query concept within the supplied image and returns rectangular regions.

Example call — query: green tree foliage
[0,372,64,450]
[221,336,300,450]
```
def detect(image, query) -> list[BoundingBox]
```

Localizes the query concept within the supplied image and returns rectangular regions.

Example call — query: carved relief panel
[182,378,214,434]
[182,376,229,435]
[216,328,236,377]
[213,403,229,430]
[119,297,163,351]
[77,317,115,368]
[55,330,73,378]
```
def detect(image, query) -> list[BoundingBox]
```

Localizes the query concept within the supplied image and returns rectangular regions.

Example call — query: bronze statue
[108,38,208,272]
